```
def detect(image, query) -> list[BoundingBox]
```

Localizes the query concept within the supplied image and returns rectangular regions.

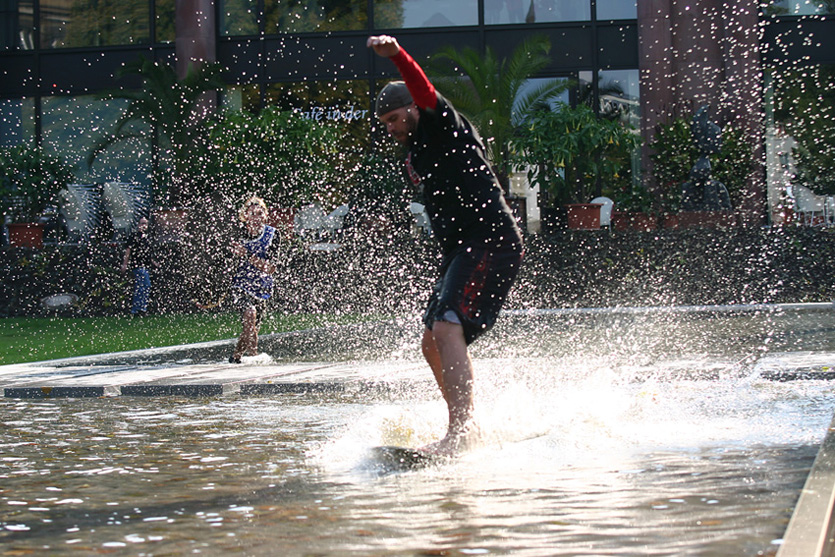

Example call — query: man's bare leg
[421,320,478,456]
[422,327,446,401]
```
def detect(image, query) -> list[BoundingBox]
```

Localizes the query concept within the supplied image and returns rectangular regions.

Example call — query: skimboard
[371,445,438,471]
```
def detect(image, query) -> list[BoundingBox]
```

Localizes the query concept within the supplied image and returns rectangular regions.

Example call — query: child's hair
[239,195,268,222]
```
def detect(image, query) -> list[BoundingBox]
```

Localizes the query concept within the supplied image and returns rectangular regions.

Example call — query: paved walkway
[0,355,429,399]
[0,320,429,399]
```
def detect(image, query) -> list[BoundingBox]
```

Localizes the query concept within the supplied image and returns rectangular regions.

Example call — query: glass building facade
[0,1,833,223]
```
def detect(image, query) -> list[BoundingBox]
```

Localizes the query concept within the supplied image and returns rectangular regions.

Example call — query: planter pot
[565,203,603,230]
[661,214,679,229]
[612,211,657,232]
[7,222,44,248]
[676,211,737,229]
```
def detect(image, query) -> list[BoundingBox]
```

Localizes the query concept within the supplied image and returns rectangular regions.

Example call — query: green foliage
[88,56,226,206]
[0,143,75,222]
[772,64,835,196]
[512,103,640,206]
[427,35,569,184]
[650,114,753,212]
[201,107,341,208]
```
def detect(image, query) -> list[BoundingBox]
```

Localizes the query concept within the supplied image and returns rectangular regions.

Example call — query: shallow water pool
[2,305,834,555]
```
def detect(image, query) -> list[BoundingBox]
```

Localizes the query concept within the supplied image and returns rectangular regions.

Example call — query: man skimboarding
[368,35,524,457]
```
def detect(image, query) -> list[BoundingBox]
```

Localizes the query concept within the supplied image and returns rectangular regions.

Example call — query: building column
[721,0,766,225]
[175,0,217,116]
[637,0,675,195]
[176,0,216,74]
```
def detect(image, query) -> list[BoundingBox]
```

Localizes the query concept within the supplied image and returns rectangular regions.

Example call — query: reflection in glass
[222,85,261,113]
[765,0,835,15]
[598,69,640,128]
[156,0,175,43]
[42,95,151,187]
[1,0,34,50]
[0,98,35,147]
[265,80,370,128]
[375,0,477,29]
[265,0,367,33]
[484,0,531,24]
[220,0,259,35]
[520,0,589,24]
[40,0,151,49]
[596,0,636,20]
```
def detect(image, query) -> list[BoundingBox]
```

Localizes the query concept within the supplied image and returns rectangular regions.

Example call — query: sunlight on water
[2,309,834,555]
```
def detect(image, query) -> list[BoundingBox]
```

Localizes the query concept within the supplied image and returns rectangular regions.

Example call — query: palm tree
[427,35,568,192]
[88,56,226,206]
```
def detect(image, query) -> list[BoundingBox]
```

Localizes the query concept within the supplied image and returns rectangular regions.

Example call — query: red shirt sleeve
[390,47,437,111]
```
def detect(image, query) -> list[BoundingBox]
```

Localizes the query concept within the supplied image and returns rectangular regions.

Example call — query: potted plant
[611,182,657,231]
[513,102,640,231]
[0,144,74,247]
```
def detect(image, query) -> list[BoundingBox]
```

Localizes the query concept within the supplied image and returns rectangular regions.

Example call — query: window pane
[1,0,34,50]
[596,0,636,20]
[769,63,835,200]
[0,98,36,147]
[41,95,152,188]
[265,0,367,33]
[156,0,175,43]
[523,0,589,24]
[40,0,151,49]
[220,0,259,36]
[374,0,477,29]
[484,0,528,24]
[765,1,835,15]
[265,80,371,131]
[222,85,261,113]
[598,69,640,128]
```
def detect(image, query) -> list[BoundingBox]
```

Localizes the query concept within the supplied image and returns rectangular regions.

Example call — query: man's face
[379,103,419,145]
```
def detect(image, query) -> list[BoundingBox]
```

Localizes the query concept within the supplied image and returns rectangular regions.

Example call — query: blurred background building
[0,0,833,230]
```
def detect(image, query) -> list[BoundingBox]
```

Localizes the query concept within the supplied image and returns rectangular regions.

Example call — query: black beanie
[375,81,413,117]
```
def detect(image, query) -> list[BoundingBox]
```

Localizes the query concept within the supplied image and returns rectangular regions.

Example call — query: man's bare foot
[420,423,483,457]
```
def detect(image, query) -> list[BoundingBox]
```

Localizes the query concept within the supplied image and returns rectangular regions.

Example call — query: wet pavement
[5,304,835,399]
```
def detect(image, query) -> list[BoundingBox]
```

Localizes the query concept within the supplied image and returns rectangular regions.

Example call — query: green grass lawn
[0,311,376,365]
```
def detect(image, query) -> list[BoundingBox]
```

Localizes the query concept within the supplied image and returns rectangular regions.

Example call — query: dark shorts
[230,290,267,327]
[423,244,523,345]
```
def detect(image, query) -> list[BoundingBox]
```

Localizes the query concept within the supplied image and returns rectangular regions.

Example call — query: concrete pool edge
[777,412,835,557]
